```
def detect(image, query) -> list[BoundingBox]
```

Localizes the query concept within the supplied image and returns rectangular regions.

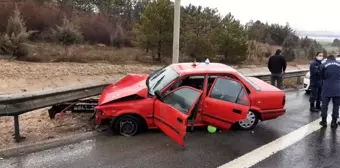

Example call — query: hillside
[0,0,324,66]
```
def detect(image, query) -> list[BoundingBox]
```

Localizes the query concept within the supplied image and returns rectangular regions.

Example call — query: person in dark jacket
[319,55,340,128]
[267,49,287,89]
[309,52,324,112]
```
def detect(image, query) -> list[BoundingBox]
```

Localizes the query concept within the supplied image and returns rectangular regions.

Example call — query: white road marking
[218,115,332,168]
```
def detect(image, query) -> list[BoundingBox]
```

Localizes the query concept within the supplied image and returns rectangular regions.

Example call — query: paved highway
[1,90,339,168]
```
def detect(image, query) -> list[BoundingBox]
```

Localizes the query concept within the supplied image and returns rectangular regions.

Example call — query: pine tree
[0,4,32,59]
[53,15,83,56]
[133,0,173,62]
[181,5,220,61]
[282,34,299,61]
[215,13,248,64]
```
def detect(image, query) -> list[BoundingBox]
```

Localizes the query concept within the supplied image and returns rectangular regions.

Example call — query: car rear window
[237,72,261,91]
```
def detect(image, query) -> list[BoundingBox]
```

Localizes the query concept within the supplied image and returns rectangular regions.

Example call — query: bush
[0,1,120,46]
[0,4,32,58]
[53,15,83,56]
[54,16,83,46]
[78,13,115,45]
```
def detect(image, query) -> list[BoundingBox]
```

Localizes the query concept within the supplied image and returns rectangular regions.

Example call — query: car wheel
[305,90,310,94]
[114,115,141,137]
[236,111,259,130]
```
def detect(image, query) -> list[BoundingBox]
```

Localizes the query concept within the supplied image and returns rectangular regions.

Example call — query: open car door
[154,86,202,147]
[202,77,250,130]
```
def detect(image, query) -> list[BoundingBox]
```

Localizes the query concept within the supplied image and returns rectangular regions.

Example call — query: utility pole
[172,0,180,63]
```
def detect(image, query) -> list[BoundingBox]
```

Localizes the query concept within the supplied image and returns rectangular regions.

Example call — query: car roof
[321,57,340,64]
[170,62,237,75]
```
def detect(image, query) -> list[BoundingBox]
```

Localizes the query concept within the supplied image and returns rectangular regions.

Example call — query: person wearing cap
[309,52,324,112]
[267,49,287,89]
[319,55,340,128]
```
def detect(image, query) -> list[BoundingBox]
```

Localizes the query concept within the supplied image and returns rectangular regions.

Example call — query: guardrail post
[14,115,25,142]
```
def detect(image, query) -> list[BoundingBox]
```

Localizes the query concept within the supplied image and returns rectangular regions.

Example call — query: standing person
[319,55,340,128]
[309,52,324,112]
[267,49,287,89]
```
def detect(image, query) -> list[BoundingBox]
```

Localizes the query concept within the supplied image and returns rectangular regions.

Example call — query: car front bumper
[303,77,310,91]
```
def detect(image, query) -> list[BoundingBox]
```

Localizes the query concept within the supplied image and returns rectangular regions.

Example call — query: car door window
[206,74,240,95]
[209,78,249,106]
[163,87,201,114]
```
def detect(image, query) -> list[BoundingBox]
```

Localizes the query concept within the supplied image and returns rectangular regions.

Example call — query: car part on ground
[48,98,99,119]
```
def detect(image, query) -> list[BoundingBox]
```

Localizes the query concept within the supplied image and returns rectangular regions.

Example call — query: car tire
[305,90,310,94]
[113,115,142,137]
[236,111,259,130]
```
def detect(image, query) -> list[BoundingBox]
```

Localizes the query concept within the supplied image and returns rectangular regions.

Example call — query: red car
[95,62,286,146]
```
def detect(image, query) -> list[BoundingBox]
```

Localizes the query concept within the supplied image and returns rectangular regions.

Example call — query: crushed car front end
[94,73,150,126]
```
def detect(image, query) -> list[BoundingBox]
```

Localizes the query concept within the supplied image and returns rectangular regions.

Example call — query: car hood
[247,77,282,92]
[98,74,149,105]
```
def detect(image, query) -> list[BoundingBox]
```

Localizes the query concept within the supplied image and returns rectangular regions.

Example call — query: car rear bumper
[260,109,286,121]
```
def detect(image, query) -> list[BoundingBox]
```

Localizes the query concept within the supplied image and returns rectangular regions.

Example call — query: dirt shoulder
[0,60,309,150]
[0,60,309,94]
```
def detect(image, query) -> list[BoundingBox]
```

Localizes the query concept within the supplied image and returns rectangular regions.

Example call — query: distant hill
[297,30,340,39]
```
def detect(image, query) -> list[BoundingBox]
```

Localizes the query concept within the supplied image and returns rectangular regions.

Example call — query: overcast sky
[177,0,340,33]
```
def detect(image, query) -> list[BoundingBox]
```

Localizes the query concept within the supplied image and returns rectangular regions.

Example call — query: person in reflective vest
[309,52,323,112]
[319,55,340,128]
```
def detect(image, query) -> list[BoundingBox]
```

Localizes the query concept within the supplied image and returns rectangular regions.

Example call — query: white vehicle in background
[303,57,340,94]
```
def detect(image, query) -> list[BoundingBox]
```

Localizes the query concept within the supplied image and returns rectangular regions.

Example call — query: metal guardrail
[0,81,113,142]
[249,69,309,81]
[0,69,309,142]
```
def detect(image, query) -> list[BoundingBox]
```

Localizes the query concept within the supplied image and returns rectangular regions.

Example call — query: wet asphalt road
[1,90,339,168]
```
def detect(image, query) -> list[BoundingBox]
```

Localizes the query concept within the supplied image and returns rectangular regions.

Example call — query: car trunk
[247,77,282,92]
[247,77,285,110]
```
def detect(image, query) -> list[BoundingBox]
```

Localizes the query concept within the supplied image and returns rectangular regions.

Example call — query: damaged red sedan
[94,62,286,146]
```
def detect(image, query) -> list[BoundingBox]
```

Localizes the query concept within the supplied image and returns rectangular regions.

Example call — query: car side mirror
[155,90,164,102]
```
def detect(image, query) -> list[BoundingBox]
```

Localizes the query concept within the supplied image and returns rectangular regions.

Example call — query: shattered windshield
[147,66,179,96]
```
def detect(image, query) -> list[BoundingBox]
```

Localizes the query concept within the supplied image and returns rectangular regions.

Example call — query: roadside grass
[22,42,148,64]
[283,77,300,88]
[11,42,311,67]
[0,109,93,150]
[263,77,301,89]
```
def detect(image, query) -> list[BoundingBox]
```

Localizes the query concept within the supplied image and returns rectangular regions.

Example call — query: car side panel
[249,92,286,121]
[95,98,155,127]
[249,91,285,110]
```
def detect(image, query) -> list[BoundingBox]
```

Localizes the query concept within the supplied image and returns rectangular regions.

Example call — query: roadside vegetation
[0,0,327,65]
